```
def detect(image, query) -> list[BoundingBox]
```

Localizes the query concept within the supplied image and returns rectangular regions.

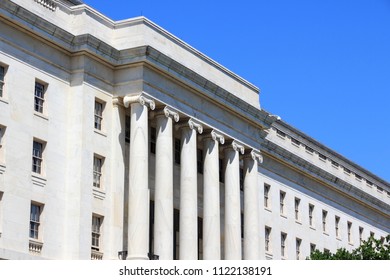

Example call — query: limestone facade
[0,0,388,260]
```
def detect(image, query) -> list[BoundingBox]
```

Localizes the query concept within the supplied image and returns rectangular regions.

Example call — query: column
[243,150,263,260]
[123,93,155,260]
[178,119,203,259]
[224,140,244,260]
[154,106,179,260]
[202,130,224,260]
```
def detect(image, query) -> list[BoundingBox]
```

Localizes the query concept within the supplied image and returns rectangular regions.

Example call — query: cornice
[261,139,390,217]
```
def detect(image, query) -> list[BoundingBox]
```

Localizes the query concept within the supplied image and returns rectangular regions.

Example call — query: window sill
[323,231,329,236]
[291,142,300,148]
[336,237,342,241]
[29,239,43,255]
[32,173,47,187]
[0,163,5,174]
[93,187,106,200]
[280,214,287,219]
[264,207,272,213]
[319,157,327,163]
[91,250,103,260]
[265,252,273,260]
[94,129,107,137]
[295,220,302,225]
[34,112,49,121]
[0,97,9,105]
[309,226,316,231]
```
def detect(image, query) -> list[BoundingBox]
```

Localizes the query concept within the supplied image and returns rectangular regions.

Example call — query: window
[125,115,130,143]
[294,198,300,220]
[355,174,362,181]
[310,243,316,254]
[281,233,287,258]
[174,138,181,164]
[239,167,244,191]
[305,146,314,154]
[280,191,286,215]
[197,148,203,174]
[359,227,364,245]
[30,203,42,239]
[348,222,352,243]
[93,155,103,188]
[296,238,301,260]
[219,158,224,183]
[331,160,339,168]
[276,129,286,138]
[309,204,314,227]
[92,215,102,251]
[150,127,156,154]
[32,140,44,174]
[265,227,271,252]
[291,138,300,146]
[335,216,340,238]
[0,192,3,234]
[94,100,104,130]
[264,184,270,208]
[0,65,5,97]
[0,126,5,160]
[344,167,351,175]
[318,153,327,161]
[322,210,328,232]
[34,82,45,113]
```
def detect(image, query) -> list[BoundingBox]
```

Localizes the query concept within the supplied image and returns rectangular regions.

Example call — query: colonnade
[123,92,262,260]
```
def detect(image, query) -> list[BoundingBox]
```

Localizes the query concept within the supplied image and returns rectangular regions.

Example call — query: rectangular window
[219,158,224,183]
[322,210,328,232]
[331,160,339,168]
[32,140,44,174]
[239,167,244,191]
[318,153,327,161]
[174,138,181,164]
[280,191,286,215]
[34,82,45,113]
[197,148,203,174]
[94,100,103,130]
[0,66,4,97]
[305,146,314,154]
[125,115,130,143]
[150,127,156,154]
[291,138,300,146]
[276,129,286,138]
[310,243,316,254]
[0,126,5,153]
[348,222,352,243]
[335,216,340,238]
[281,232,287,258]
[93,155,103,188]
[294,198,300,220]
[370,231,375,238]
[309,204,314,227]
[359,227,364,245]
[30,203,42,239]
[296,238,301,260]
[92,215,102,251]
[265,226,271,252]
[264,184,270,208]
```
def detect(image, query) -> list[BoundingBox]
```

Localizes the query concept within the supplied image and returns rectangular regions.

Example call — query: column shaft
[224,145,242,259]
[243,153,260,259]
[127,102,149,260]
[179,126,198,259]
[203,135,221,259]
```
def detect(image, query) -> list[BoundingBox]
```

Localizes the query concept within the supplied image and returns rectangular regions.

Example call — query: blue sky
[83,0,390,182]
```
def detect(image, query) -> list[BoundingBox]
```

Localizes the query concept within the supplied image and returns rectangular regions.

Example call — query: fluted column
[154,106,179,260]
[123,93,155,260]
[243,150,263,260]
[178,119,203,259]
[224,140,244,260]
[202,130,224,260]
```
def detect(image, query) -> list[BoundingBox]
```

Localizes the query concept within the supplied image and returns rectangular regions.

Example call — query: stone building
[0,0,388,260]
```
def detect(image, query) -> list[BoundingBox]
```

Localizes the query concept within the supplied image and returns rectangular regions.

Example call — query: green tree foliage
[308,235,390,260]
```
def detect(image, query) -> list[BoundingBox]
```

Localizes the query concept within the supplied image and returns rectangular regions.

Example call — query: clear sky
[83,0,390,183]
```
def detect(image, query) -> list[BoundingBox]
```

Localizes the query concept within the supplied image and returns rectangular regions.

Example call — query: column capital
[163,106,180,122]
[123,92,155,110]
[112,96,123,108]
[211,130,225,144]
[224,140,245,155]
[176,118,203,134]
[244,149,263,164]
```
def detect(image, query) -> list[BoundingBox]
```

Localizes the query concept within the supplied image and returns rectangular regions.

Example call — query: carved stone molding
[225,140,245,154]
[245,149,263,164]
[34,0,57,11]
[188,119,203,134]
[123,93,155,110]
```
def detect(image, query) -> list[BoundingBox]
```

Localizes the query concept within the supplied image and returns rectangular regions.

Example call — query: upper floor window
[174,138,181,165]
[347,222,353,243]
[264,184,270,208]
[359,227,364,245]
[32,140,44,174]
[0,126,5,157]
[294,197,300,221]
[280,191,286,215]
[93,155,103,188]
[0,65,5,97]
[276,129,286,138]
[34,82,45,113]
[309,204,314,227]
[281,232,287,258]
[265,226,271,252]
[296,238,302,260]
[94,100,104,130]
[310,243,316,254]
[150,127,156,154]
[30,203,42,240]
[92,215,102,251]
[322,210,328,232]
[335,216,340,238]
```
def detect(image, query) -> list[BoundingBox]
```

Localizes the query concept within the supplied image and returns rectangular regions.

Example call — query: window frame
[264,184,270,209]
[294,197,300,221]
[0,65,5,98]
[335,216,340,238]
[280,191,286,215]
[29,203,42,240]
[32,140,44,174]
[281,232,287,258]
[94,100,104,131]
[322,210,328,233]
[265,226,272,253]
[93,155,104,189]
[296,238,302,260]
[309,204,314,227]
[91,215,103,251]
[34,81,46,114]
